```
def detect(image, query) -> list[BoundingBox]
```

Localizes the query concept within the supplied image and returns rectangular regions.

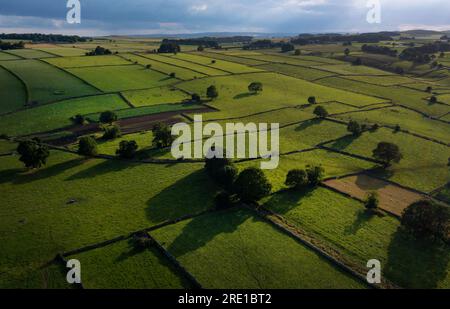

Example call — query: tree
[73,114,86,125]
[206,85,219,100]
[402,199,450,241]
[197,45,204,52]
[344,48,350,56]
[353,57,362,66]
[216,164,238,191]
[191,93,201,103]
[306,165,324,186]
[372,142,403,167]
[313,106,329,118]
[429,96,437,104]
[78,136,97,156]
[234,167,272,202]
[364,192,379,210]
[152,123,173,148]
[205,153,231,178]
[347,120,362,136]
[294,49,301,56]
[248,82,263,94]
[158,42,180,53]
[116,140,138,159]
[285,169,309,189]
[102,125,121,140]
[308,96,316,104]
[99,110,117,124]
[425,86,433,93]
[169,72,176,78]
[281,43,295,53]
[17,138,49,169]
[214,191,234,210]
[146,64,152,69]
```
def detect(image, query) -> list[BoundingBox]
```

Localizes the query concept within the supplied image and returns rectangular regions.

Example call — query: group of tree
[281,43,295,53]
[399,41,450,63]
[86,46,112,56]
[290,32,396,45]
[243,40,284,50]
[116,140,139,159]
[0,40,24,50]
[347,120,363,137]
[152,122,173,148]
[206,85,219,100]
[158,41,181,53]
[285,165,325,190]
[78,136,97,156]
[102,125,121,140]
[0,33,88,43]
[313,106,329,118]
[17,138,50,169]
[361,44,398,57]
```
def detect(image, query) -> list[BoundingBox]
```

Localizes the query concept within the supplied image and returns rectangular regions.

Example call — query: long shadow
[233,92,256,100]
[163,207,252,258]
[115,239,147,263]
[385,228,450,288]
[0,158,86,185]
[145,170,217,224]
[65,159,135,181]
[294,119,322,132]
[344,209,374,235]
[261,187,316,215]
[354,174,388,191]
[328,134,359,151]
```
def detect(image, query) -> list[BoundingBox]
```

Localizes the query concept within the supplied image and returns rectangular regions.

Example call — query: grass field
[257,63,337,81]
[151,208,366,289]
[0,150,216,287]
[3,49,56,59]
[324,128,449,192]
[45,55,130,68]
[238,53,327,66]
[262,187,450,288]
[122,86,190,107]
[67,65,176,92]
[344,75,416,86]
[68,240,192,289]
[0,65,27,114]
[314,64,395,76]
[0,94,129,136]
[1,59,100,104]
[0,51,22,61]
[35,47,88,57]
[198,51,268,66]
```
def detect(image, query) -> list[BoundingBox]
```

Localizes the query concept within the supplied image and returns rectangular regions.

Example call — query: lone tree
[17,138,49,169]
[206,85,219,100]
[281,43,295,53]
[152,123,173,148]
[294,49,301,56]
[308,96,317,104]
[116,140,138,159]
[402,199,450,242]
[78,136,97,156]
[197,45,204,52]
[306,165,325,186]
[73,114,86,125]
[364,192,379,210]
[191,93,201,103]
[313,106,329,118]
[347,120,362,137]
[99,110,117,124]
[102,125,121,140]
[372,142,403,167]
[285,169,309,190]
[248,82,263,94]
[425,86,433,93]
[429,96,437,104]
[344,48,350,56]
[234,167,272,202]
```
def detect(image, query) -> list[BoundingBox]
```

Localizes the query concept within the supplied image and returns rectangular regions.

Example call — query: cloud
[0,0,448,35]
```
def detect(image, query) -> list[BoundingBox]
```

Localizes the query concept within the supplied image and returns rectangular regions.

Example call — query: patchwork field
[122,86,190,107]
[0,65,27,114]
[45,55,130,68]
[3,49,56,59]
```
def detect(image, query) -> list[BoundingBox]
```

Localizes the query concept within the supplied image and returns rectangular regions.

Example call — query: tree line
[0,33,88,43]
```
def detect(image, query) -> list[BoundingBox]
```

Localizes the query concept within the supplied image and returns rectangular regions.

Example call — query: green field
[68,240,192,289]
[0,94,128,136]
[4,49,56,59]
[45,55,130,68]
[1,59,100,104]
[0,65,27,114]
[67,65,176,92]
[151,208,366,289]
[122,86,190,107]
[0,51,22,61]
[258,63,337,81]
[36,47,88,57]
[263,187,450,288]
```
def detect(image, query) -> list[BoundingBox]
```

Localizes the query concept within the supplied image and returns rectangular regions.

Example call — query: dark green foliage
[158,42,181,53]
[429,96,437,104]
[73,114,86,125]
[373,142,403,167]
[169,72,176,78]
[99,110,118,124]
[17,138,49,169]
[191,93,201,103]
[102,125,121,140]
[78,136,97,156]
[344,48,350,56]
[0,40,24,50]
[308,96,317,104]
[146,64,152,69]
[353,57,362,66]
[313,106,329,118]
[281,43,295,53]
[364,192,379,210]
[285,169,309,189]
[152,123,173,148]
[347,120,362,136]
[206,85,219,100]
[248,82,263,94]
[86,46,112,56]
[402,200,450,242]
[426,86,433,93]
[234,167,272,202]
[306,165,325,186]
[0,33,87,43]
[116,140,138,159]
[205,154,232,178]
[294,49,301,55]
[370,123,380,132]
[197,45,204,52]
[214,191,235,210]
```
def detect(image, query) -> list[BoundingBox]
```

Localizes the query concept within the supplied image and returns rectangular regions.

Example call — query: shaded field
[0,51,22,61]
[151,208,366,289]
[0,94,128,136]
[0,65,27,114]
[1,59,100,104]
[122,86,190,107]
[324,174,425,217]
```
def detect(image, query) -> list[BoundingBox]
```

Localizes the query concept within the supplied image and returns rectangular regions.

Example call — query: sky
[0,0,449,36]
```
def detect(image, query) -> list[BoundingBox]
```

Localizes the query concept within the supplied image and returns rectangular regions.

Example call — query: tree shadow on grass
[261,187,316,215]
[64,159,135,181]
[294,119,322,132]
[385,228,450,288]
[162,208,252,258]
[327,134,359,151]
[344,209,374,235]
[0,158,86,185]
[145,169,217,224]
[354,174,388,191]
[233,92,255,100]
